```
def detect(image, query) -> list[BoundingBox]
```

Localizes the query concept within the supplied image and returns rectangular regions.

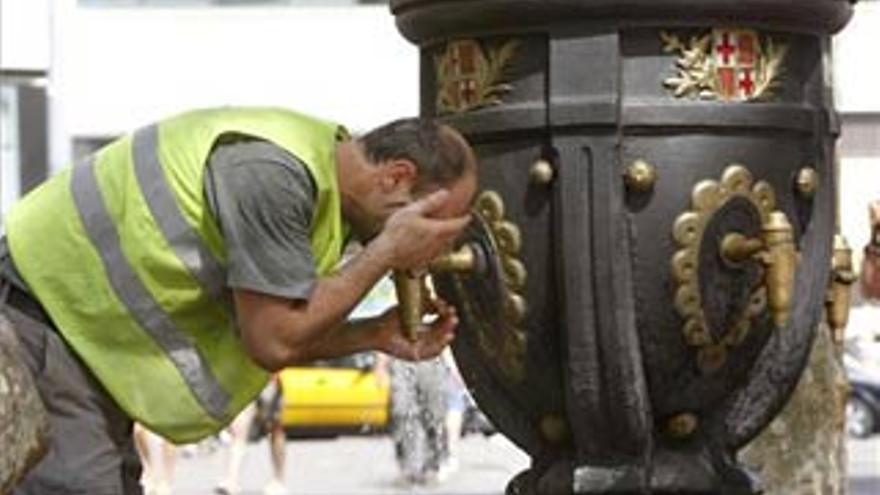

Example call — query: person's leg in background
[133,423,155,494]
[156,434,177,495]
[262,376,287,495]
[133,424,177,495]
[215,402,256,495]
[442,380,467,477]
[441,347,467,477]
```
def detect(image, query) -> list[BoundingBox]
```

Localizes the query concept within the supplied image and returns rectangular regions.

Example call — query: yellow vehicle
[277,355,390,434]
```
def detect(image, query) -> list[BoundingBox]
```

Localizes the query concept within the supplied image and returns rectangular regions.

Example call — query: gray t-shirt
[204,139,319,300]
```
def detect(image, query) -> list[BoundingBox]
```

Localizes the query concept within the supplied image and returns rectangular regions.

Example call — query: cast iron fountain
[389,1,856,493]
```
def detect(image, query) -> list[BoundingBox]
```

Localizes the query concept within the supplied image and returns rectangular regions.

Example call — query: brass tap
[721,211,799,328]
[393,244,482,341]
[429,244,479,273]
[392,270,428,342]
[826,234,856,344]
[720,232,764,263]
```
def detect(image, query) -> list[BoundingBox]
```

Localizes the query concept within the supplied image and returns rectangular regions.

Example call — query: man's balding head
[360,118,477,193]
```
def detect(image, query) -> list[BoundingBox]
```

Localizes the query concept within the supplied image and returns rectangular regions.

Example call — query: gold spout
[720,211,799,328]
[721,232,765,263]
[393,244,482,342]
[429,244,478,273]
[761,211,799,328]
[393,270,426,342]
[826,234,856,344]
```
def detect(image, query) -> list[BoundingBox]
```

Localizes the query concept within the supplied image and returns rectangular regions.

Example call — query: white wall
[839,157,879,268]
[1,87,22,233]
[50,3,418,170]
[835,2,880,271]
[834,2,880,113]
[0,0,51,71]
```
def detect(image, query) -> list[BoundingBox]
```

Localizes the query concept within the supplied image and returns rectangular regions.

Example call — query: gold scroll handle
[720,211,800,327]
[393,243,484,341]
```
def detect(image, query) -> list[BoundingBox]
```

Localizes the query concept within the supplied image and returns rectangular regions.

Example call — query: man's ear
[380,159,418,192]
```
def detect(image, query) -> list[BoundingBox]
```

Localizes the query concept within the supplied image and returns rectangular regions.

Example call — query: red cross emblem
[439,40,483,112]
[435,38,518,114]
[713,29,760,101]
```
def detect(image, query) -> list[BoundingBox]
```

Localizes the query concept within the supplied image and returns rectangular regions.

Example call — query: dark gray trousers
[1,252,142,494]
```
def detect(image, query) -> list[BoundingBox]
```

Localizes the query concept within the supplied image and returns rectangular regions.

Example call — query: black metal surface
[392,0,853,43]
[391,1,852,493]
[436,134,567,457]
[698,198,763,343]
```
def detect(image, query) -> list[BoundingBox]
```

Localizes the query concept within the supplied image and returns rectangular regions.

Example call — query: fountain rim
[390,0,854,43]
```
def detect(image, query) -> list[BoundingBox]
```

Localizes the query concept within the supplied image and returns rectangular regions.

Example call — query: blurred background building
[1,0,414,232]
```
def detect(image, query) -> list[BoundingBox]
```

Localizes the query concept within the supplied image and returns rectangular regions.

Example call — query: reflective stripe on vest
[132,125,228,305]
[70,154,231,421]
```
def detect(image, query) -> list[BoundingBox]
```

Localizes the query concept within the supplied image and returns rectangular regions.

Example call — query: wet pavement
[167,434,879,495]
[171,433,528,495]
[849,435,880,495]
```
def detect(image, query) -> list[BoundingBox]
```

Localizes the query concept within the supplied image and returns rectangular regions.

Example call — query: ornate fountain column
[389,1,855,493]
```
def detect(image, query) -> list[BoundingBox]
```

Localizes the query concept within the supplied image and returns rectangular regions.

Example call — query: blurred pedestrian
[133,423,177,495]
[860,199,880,301]
[214,375,287,495]
[440,348,469,477]
[849,199,880,344]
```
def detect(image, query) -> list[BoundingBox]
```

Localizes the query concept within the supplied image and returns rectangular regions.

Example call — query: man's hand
[373,296,458,361]
[371,189,471,271]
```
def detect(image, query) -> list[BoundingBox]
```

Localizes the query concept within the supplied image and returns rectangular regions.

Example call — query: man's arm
[235,242,390,370]
[235,190,468,371]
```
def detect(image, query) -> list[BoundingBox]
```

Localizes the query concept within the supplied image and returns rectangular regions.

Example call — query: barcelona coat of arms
[660,28,788,102]
[434,39,519,114]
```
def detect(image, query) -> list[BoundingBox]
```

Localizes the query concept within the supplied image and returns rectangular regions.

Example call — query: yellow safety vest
[6,107,347,442]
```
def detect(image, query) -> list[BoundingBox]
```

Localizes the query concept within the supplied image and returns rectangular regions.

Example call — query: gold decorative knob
[529,159,555,185]
[666,412,699,438]
[796,167,819,199]
[624,159,658,193]
[539,414,569,444]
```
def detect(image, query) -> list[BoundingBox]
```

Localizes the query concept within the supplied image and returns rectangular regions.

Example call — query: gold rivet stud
[666,412,698,438]
[540,414,569,444]
[529,159,555,185]
[796,167,819,199]
[624,159,658,193]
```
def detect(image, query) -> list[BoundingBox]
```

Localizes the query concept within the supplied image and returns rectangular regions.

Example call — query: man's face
[351,165,478,244]
[425,169,478,220]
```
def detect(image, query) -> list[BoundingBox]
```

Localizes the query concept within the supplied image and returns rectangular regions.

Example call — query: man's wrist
[360,236,396,273]
[347,315,390,355]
